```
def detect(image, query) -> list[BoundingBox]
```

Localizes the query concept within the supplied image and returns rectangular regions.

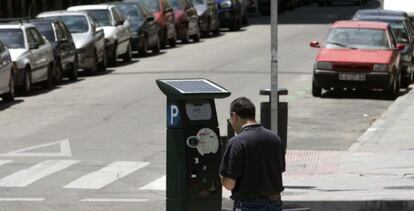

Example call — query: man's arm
[221,175,236,190]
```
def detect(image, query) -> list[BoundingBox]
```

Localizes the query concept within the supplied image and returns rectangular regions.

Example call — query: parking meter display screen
[161,79,227,94]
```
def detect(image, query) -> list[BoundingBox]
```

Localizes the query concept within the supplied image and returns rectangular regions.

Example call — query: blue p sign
[167,104,180,127]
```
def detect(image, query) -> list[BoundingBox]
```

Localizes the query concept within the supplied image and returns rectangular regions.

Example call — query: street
[0,0,396,210]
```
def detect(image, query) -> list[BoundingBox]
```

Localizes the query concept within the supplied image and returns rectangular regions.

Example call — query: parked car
[317,0,367,7]
[353,9,410,20]
[0,40,15,102]
[191,0,220,37]
[310,21,403,99]
[353,11,414,88]
[30,18,78,83]
[216,0,246,30]
[67,4,133,66]
[0,21,55,95]
[383,0,414,24]
[168,0,200,43]
[124,0,177,48]
[106,2,161,57]
[37,11,107,75]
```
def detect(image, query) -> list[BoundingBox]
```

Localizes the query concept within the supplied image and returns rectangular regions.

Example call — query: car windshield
[325,28,390,50]
[85,10,112,26]
[191,0,204,5]
[0,29,25,49]
[140,0,161,12]
[32,22,56,42]
[169,0,183,10]
[116,5,143,21]
[59,16,89,33]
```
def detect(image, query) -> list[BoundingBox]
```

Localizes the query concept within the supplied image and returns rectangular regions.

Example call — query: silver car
[0,40,14,102]
[37,11,107,75]
[68,5,133,66]
[0,23,54,95]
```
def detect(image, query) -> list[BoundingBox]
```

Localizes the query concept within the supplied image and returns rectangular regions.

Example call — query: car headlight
[220,0,232,8]
[373,64,388,72]
[316,61,332,70]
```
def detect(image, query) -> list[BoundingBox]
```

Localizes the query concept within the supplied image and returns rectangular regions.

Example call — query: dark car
[168,0,200,43]
[30,18,78,83]
[353,9,410,20]
[191,0,220,37]
[216,0,246,31]
[310,21,404,99]
[107,2,161,57]
[317,0,367,6]
[124,0,177,48]
[353,13,414,88]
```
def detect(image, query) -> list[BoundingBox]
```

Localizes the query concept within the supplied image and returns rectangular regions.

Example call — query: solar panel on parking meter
[156,78,230,211]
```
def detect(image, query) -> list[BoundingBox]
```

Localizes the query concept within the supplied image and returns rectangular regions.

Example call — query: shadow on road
[321,87,412,101]
[0,99,24,111]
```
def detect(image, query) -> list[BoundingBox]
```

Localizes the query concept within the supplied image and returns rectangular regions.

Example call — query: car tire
[21,68,32,95]
[387,72,400,100]
[401,67,412,88]
[69,56,79,81]
[122,42,132,62]
[2,72,15,102]
[139,38,148,57]
[192,30,200,42]
[212,25,220,36]
[108,43,118,67]
[42,63,54,89]
[54,61,63,85]
[182,28,190,44]
[85,53,99,75]
[98,52,107,72]
[169,35,177,48]
[312,79,322,97]
[152,37,161,54]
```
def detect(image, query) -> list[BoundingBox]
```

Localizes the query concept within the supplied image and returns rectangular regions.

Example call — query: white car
[0,40,14,102]
[68,4,133,66]
[0,22,55,95]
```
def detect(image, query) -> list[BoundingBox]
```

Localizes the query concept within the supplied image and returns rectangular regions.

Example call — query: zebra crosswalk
[0,160,162,191]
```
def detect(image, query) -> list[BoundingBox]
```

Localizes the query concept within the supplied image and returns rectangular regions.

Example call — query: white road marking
[139,175,166,190]
[0,160,13,167]
[63,161,150,189]
[0,198,45,202]
[0,160,80,187]
[0,139,72,157]
[81,198,149,202]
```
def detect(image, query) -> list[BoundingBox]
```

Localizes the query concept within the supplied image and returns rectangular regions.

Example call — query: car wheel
[85,53,99,75]
[401,66,412,88]
[42,63,54,89]
[139,38,148,57]
[98,51,107,72]
[2,71,15,102]
[54,61,63,85]
[122,41,132,62]
[242,15,248,26]
[182,28,190,44]
[169,35,177,47]
[212,24,220,36]
[152,37,161,54]
[387,72,400,100]
[69,56,79,81]
[312,79,322,97]
[21,68,32,95]
[108,43,118,67]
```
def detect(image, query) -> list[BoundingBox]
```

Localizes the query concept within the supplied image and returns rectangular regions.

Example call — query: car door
[0,42,10,91]
[54,22,73,70]
[60,21,77,68]
[112,7,130,55]
[28,28,50,83]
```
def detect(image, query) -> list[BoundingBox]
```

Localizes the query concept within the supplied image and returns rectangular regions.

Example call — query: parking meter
[156,79,231,211]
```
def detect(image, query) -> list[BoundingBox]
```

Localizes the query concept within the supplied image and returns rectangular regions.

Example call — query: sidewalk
[222,88,414,211]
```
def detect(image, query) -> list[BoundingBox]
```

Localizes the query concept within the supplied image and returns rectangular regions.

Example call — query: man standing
[220,97,285,211]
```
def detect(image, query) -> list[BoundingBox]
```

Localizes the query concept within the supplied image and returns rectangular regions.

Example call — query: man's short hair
[230,97,255,119]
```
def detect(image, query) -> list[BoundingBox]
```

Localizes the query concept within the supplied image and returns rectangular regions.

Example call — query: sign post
[270,0,279,133]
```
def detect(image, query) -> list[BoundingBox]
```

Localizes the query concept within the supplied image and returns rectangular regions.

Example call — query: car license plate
[338,73,366,81]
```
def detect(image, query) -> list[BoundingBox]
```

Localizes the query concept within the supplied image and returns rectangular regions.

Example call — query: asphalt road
[0,0,397,210]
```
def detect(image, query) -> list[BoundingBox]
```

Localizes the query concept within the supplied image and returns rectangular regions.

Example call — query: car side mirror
[115,20,125,26]
[29,43,39,49]
[310,41,320,48]
[396,43,405,50]
[146,16,155,22]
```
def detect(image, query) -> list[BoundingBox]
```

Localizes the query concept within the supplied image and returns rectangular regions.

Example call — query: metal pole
[270,0,278,134]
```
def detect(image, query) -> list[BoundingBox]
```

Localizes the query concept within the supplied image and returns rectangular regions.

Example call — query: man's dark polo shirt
[220,124,285,200]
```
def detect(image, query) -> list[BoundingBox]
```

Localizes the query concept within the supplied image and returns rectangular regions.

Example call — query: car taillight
[372,64,388,72]
[316,61,332,70]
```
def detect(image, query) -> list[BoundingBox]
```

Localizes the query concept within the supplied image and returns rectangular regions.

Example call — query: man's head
[229,97,256,133]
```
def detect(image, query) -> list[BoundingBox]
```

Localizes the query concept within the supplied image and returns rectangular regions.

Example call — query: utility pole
[270,0,278,134]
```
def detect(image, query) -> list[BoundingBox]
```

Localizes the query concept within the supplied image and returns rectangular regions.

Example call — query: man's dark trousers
[233,199,283,211]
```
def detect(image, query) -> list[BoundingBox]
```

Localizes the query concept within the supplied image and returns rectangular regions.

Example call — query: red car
[310,20,404,99]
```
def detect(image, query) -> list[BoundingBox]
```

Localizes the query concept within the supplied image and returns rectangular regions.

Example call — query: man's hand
[221,176,236,190]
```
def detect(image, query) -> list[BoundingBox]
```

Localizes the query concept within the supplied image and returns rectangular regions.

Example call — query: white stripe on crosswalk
[81,198,149,202]
[0,160,80,187]
[63,161,150,189]
[0,198,45,202]
[139,175,166,190]
[0,160,13,167]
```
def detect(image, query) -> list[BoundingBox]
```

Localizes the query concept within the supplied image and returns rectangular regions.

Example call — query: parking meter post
[270,0,279,134]
[156,79,231,211]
